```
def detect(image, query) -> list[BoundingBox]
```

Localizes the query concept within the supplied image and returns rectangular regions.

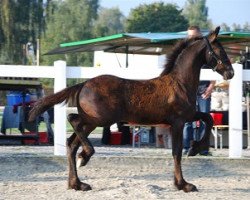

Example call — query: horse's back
[77,75,128,125]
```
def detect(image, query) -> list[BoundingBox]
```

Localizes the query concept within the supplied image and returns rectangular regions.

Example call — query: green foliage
[220,23,231,31]
[221,22,250,32]
[40,0,99,67]
[125,2,188,32]
[0,0,45,64]
[243,22,250,31]
[182,0,212,29]
[232,23,242,31]
[93,7,125,37]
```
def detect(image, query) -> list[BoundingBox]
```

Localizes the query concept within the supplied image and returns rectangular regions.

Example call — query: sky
[100,0,250,27]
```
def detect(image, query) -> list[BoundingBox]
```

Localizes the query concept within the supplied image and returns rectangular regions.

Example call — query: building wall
[94,51,166,70]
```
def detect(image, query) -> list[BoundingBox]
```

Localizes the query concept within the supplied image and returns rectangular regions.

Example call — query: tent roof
[46,31,250,56]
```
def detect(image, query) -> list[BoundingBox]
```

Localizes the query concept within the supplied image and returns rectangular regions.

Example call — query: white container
[140,130,150,143]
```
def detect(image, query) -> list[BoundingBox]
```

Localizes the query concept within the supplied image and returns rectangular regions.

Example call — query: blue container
[6,93,30,106]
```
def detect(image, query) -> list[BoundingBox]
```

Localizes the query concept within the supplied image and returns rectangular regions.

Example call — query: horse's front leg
[171,122,198,192]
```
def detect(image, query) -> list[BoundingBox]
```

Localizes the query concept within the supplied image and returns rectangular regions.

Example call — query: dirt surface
[0,139,250,200]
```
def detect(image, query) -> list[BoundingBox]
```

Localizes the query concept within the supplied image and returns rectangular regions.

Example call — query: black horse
[29,27,234,192]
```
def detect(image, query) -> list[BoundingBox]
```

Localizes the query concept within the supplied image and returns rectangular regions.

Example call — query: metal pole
[125,45,128,68]
[36,39,40,66]
[247,93,250,149]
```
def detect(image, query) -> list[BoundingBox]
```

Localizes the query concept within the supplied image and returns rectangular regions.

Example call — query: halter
[203,37,223,71]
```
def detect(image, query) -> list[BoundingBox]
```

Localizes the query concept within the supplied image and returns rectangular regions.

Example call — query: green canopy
[46,31,250,56]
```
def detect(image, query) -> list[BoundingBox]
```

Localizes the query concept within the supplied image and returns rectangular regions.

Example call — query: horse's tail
[28,82,84,122]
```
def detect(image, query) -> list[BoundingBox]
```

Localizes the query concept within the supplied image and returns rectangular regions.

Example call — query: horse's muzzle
[223,69,234,80]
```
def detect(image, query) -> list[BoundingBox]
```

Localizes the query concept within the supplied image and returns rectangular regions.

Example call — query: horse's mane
[160,36,202,76]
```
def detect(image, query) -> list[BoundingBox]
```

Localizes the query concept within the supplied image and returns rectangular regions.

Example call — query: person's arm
[202,81,215,99]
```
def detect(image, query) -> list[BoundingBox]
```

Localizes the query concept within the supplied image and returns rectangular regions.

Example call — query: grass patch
[0,114,103,135]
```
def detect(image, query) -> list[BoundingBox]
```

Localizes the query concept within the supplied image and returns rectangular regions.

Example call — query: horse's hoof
[68,182,92,191]
[187,147,198,157]
[183,183,198,192]
[79,182,92,191]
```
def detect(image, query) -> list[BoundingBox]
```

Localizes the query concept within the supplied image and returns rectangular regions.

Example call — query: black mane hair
[160,36,203,76]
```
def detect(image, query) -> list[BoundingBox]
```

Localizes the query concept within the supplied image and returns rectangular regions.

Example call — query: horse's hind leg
[76,137,95,168]
[67,113,96,168]
[67,132,91,191]
[188,112,213,156]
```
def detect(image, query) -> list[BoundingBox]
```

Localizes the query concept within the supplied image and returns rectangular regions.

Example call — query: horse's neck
[171,43,206,92]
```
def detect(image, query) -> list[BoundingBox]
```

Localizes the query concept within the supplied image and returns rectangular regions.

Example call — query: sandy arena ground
[0,135,250,200]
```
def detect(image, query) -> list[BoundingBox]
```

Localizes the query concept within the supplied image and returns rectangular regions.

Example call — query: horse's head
[204,26,234,80]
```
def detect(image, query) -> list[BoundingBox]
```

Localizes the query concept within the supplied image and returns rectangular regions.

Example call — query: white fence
[0,61,249,157]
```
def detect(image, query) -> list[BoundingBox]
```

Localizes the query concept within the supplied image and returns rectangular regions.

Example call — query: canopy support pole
[126,45,129,68]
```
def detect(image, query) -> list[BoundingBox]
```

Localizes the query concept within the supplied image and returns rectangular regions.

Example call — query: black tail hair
[28,82,84,122]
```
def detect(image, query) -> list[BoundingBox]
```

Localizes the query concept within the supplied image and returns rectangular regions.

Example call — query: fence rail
[0,61,248,157]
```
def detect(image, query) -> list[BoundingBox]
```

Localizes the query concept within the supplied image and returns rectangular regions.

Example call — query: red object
[39,132,49,143]
[210,112,223,125]
[23,132,49,145]
[109,131,122,145]
[129,132,139,144]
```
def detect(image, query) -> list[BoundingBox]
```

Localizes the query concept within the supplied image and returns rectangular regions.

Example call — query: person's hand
[201,81,215,99]
[201,88,213,99]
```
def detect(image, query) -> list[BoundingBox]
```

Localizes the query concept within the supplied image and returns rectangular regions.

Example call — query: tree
[219,22,250,32]
[40,0,99,67]
[182,0,212,29]
[0,0,45,64]
[232,23,241,31]
[243,22,250,31]
[93,7,125,37]
[220,23,231,31]
[0,0,16,64]
[125,2,188,32]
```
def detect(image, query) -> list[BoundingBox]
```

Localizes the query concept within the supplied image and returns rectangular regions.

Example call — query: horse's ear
[208,26,220,42]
